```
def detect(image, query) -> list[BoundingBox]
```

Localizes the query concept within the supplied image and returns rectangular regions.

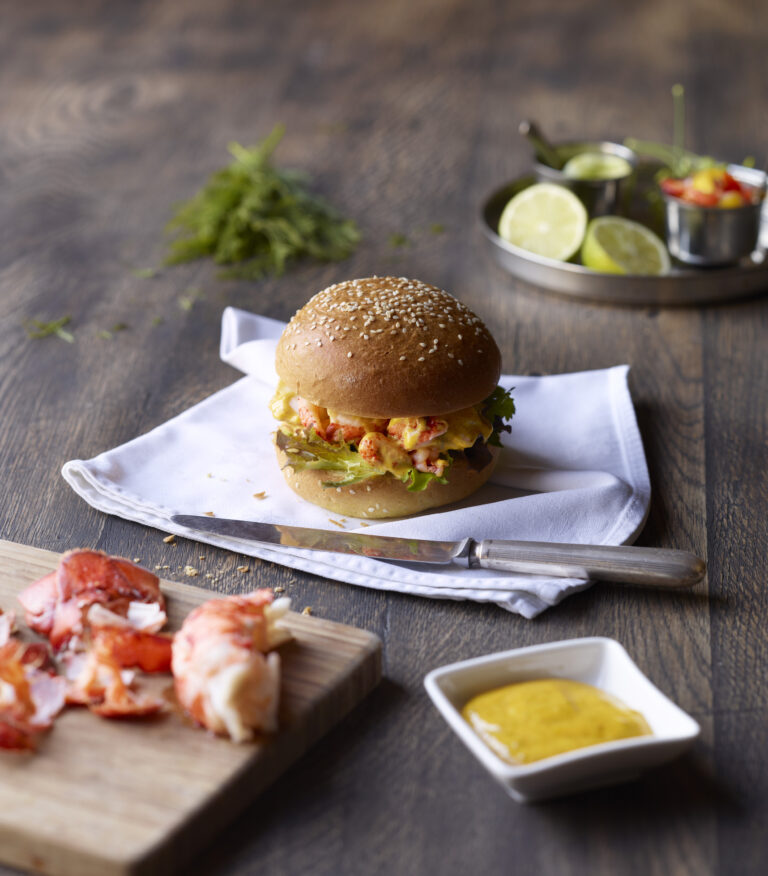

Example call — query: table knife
[171,514,705,589]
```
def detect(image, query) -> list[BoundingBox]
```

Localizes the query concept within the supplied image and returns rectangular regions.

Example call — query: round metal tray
[481,174,768,306]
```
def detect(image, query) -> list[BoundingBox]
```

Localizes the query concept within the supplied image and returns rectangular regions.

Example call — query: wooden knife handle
[469,540,705,588]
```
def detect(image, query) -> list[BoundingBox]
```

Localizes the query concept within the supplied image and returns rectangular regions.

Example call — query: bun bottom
[274,444,500,519]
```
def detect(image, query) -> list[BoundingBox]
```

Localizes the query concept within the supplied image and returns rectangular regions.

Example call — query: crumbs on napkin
[253,491,267,499]
[163,535,176,545]
[204,511,215,517]
[302,606,313,616]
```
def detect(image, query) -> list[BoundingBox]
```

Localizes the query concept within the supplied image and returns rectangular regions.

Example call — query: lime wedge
[498,183,587,261]
[562,152,632,181]
[581,217,670,275]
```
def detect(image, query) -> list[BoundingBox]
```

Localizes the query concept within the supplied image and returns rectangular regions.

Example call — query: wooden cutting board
[0,540,382,876]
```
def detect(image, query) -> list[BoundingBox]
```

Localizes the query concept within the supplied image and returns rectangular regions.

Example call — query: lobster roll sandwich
[270,276,515,519]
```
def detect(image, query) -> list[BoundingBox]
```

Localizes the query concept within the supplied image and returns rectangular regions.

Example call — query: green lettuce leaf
[275,428,383,486]
[482,386,516,447]
[406,468,449,492]
[275,427,451,491]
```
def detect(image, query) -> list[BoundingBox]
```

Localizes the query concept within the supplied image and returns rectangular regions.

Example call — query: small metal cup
[533,141,638,217]
[662,164,766,266]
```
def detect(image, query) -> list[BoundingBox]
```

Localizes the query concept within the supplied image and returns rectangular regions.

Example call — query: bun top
[275,277,501,418]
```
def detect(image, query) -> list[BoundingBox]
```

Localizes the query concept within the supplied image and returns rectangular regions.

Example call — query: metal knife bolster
[468,539,706,588]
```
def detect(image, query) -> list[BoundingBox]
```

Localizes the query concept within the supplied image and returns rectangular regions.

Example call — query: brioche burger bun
[270,276,515,519]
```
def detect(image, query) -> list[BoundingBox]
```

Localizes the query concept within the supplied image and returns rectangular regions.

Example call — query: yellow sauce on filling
[461,679,651,765]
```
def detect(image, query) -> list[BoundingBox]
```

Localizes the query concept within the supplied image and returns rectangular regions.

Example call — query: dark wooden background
[1,1,767,874]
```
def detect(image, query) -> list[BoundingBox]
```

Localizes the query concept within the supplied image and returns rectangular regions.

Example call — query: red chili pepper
[660,178,685,197]
[684,188,720,207]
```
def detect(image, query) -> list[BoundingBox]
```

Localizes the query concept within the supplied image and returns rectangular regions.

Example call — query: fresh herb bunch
[164,125,360,279]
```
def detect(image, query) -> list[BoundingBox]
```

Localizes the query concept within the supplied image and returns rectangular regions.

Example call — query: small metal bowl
[534,141,638,217]
[662,164,766,266]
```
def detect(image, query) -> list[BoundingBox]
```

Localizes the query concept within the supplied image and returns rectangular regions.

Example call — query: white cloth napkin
[62,307,650,618]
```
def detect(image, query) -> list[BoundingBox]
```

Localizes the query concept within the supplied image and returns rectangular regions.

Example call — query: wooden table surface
[1,1,766,874]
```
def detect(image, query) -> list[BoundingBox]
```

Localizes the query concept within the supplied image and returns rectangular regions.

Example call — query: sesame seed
[347,351,353,358]
[399,355,406,361]
[418,356,425,361]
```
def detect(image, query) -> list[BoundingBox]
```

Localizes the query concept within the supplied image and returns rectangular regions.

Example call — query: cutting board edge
[135,631,382,876]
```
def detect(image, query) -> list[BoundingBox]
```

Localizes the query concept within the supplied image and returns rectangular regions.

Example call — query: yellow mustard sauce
[269,381,300,425]
[461,679,651,765]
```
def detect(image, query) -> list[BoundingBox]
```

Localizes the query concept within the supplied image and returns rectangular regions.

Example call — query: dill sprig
[24,316,74,343]
[164,125,360,279]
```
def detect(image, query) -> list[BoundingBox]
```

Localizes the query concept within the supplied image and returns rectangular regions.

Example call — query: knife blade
[170,514,705,589]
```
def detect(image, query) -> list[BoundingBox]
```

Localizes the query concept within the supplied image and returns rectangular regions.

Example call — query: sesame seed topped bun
[271,277,514,519]
[275,276,501,419]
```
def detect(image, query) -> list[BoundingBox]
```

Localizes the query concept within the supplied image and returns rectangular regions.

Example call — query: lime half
[581,217,670,275]
[562,152,632,181]
[498,183,587,261]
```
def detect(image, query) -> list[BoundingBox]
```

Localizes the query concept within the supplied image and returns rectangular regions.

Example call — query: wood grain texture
[0,541,381,876]
[0,0,766,874]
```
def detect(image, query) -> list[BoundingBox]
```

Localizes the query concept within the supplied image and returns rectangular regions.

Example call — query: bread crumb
[184,566,199,577]
[163,535,176,545]
[359,522,370,527]
[198,556,206,561]
[204,511,215,517]
[302,606,313,616]
[328,518,346,528]
[133,557,141,563]
[274,586,285,594]
[253,491,267,500]
[237,565,250,573]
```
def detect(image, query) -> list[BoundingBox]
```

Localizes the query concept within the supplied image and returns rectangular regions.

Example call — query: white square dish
[423,637,700,803]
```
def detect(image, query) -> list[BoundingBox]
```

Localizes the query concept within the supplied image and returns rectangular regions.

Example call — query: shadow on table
[535,749,741,826]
